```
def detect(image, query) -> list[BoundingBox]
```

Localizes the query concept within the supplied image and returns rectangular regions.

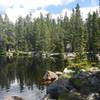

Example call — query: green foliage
[67,60,92,70]
[0,4,99,69]
[62,73,73,79]
[86,11,100,60]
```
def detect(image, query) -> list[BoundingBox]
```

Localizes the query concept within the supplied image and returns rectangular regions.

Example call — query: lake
[0,56,65,100]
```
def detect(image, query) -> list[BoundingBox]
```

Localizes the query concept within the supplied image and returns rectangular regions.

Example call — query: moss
[70,78,89,90]
[62,73,73,79]
[72,78,82,87]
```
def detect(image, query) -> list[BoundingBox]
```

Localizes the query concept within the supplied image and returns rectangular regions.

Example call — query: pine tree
[0,15,5,53]
[70,4,87,59]
[87,12,100,60]
[15,16,26,51]
[92,12,100,54]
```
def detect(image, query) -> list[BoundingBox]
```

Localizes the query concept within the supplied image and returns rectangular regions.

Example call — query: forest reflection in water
[0,56,65,100]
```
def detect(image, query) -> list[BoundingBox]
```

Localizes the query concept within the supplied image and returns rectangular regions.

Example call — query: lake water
[0,56,65,100]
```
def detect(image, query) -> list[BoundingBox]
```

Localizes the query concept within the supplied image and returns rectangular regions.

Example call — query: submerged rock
[5,96,24,100]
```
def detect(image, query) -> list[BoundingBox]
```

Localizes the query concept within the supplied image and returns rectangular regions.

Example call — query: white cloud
[1,0,99,22]
[32,9,48,18]
[5,8,28,22]
[0,0,76,9]
[51,9,71,21]
[5,6,99,23]
[51,6,99,21]
[0,0,14,7]
[5,7,49,22]
[80,6,99,20]
[1,0,76,22]
[61,9,72,18]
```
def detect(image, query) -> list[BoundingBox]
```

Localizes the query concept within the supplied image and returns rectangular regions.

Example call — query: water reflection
[0,56,64,100]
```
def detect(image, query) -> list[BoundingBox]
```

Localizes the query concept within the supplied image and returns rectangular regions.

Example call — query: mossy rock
[71,78,89,89]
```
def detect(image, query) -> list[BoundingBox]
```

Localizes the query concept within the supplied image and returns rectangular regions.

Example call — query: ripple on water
[0,82,46,100]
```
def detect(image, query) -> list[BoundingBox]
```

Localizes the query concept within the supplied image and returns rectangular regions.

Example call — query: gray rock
[47,78,74,99]
[89,72,100,86]
[90,76,100,85]
[74,71,90,79]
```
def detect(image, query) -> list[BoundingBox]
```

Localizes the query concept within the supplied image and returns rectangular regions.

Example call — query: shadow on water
[0,55,65,99]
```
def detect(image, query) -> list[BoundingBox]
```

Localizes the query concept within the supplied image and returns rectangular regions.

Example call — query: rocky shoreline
[43,68,100,100]
[4,67,100,100]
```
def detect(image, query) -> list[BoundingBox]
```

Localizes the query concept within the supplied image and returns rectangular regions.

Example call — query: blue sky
[45,0,98,13]
[0,0,99,22]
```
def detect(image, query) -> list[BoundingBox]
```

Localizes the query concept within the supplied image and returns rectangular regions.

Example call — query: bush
[67,60,92,71]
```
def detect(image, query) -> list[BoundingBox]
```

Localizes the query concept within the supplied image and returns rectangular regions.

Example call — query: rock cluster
[43,68,100,100]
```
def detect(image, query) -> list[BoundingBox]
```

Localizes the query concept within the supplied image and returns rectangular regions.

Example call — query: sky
[0,0,99,22]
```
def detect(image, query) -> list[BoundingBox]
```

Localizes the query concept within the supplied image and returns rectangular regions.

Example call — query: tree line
[0,4,100,60]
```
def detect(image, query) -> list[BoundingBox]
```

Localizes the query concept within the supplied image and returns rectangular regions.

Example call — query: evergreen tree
[62,12,72,52]
[0,15,5,53]
[0,3,99,64]
[70,4,87,59]
[15,16,26,51]
[92,12,100,54]
[86,12,100,60]
[4,14,15,51]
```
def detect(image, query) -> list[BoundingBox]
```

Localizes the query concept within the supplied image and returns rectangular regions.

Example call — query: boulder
[63,68,74,74]
[43,80,53,85]
[96,54,100,61]
[47,78,75,99]
[5,96,24,100]
[73,71,90,79]
[43,71,58,81]
[87,93,100,100]
[89,71,100,87]
[55,71,63,76]
[90,67,100,73]
[71,70,100,93]
[90,76,100,86]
